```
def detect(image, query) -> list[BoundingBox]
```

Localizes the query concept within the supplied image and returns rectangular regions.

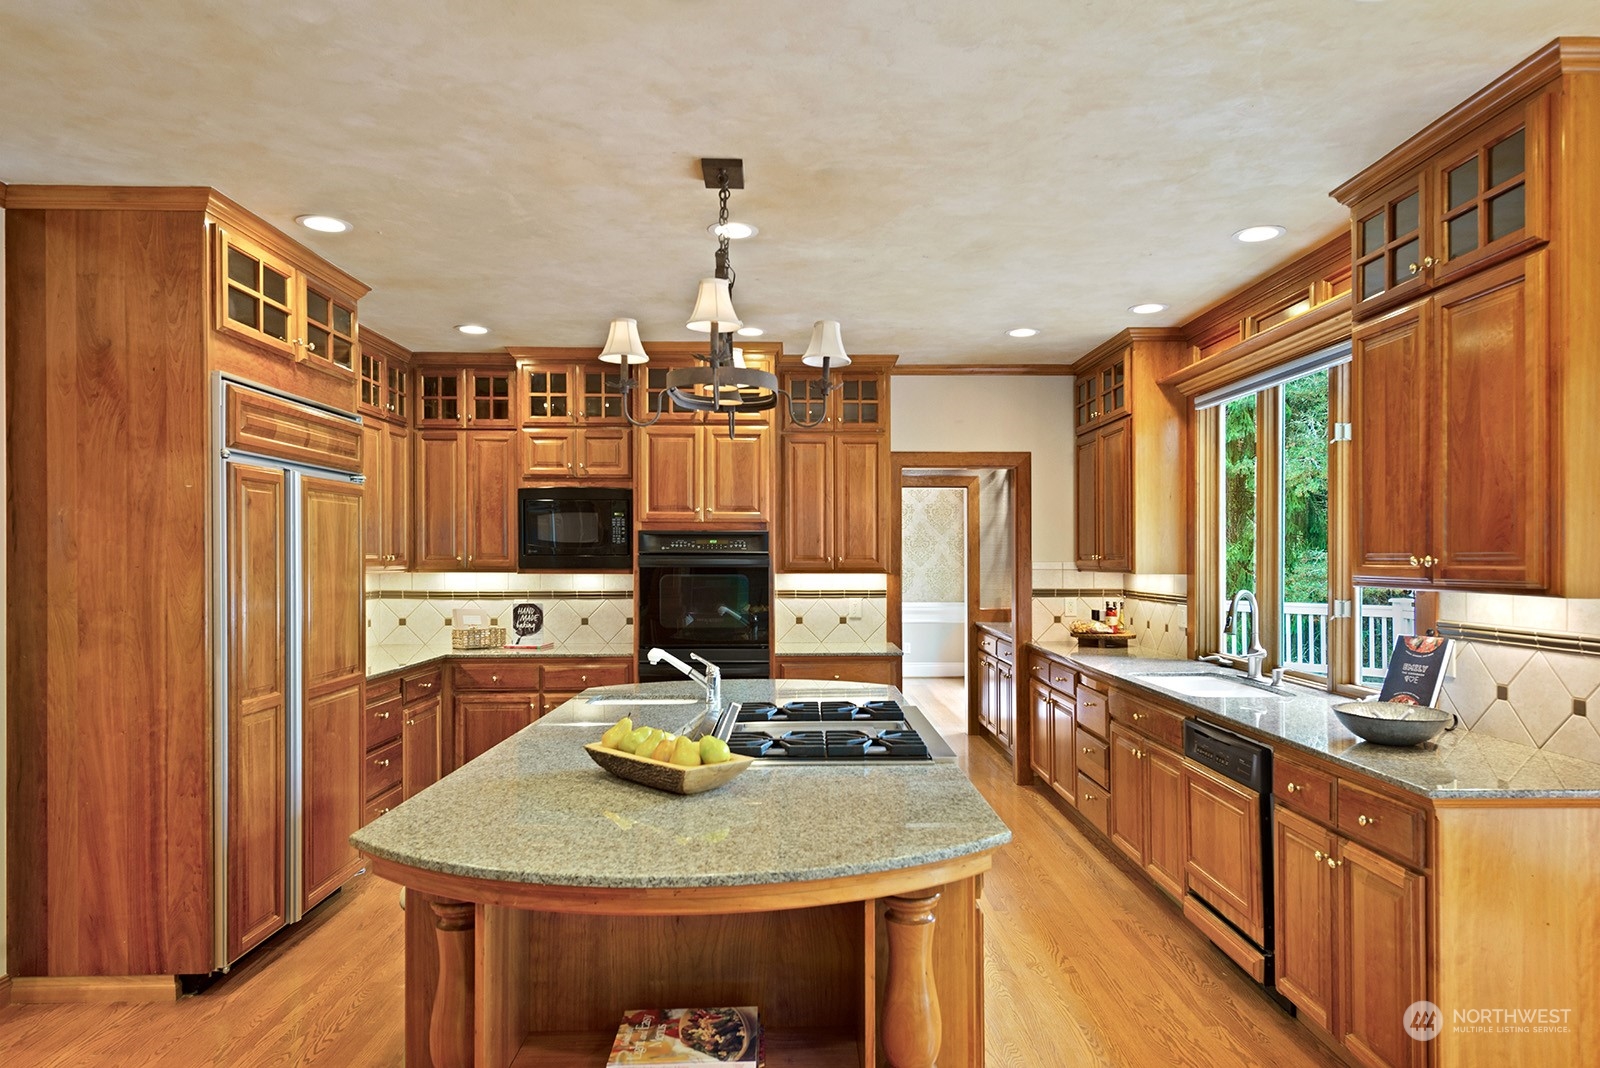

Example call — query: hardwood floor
[0,678,1340,1067]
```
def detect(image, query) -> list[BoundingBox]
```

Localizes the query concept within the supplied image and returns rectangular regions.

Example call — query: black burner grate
[781,700,866,721]
[735,702,778,721]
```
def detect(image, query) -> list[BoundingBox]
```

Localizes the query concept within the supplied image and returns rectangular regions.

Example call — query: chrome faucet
[645,648,722,711]
[1223,589,1268,681]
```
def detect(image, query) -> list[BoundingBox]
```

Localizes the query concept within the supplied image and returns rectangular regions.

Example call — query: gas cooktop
[722,699,956,764]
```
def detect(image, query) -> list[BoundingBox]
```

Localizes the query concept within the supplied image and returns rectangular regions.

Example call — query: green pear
[600,716,633,750]
[699,735,731,765]
[650,735,677,762]
[621,726,655,754]
[671,735,703,766]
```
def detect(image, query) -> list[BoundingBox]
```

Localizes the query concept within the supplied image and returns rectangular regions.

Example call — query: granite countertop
[975,622,1013,639]
[367,644,632,679]
[773,643,904,657]
[1063,653,1600,800]
[350,679,1011,889]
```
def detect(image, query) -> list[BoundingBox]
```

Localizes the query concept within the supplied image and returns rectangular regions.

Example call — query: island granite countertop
[350,679,1011,889]
[1056,651,1600,800]
[366,644,631,679]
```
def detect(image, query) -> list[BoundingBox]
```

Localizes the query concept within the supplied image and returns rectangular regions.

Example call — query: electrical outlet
[849,598,863,619]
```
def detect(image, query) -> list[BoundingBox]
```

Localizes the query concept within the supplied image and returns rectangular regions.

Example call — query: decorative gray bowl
[1332,701,1456,746]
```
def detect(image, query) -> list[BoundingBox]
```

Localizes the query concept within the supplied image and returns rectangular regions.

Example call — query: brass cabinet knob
[1423,256,1438,268]
[1131,711,1144,721]
[378,807,390,815]
[375,758,390,768]
[376,711,390,720]
[1286,782,1301,793]
[491,674,499,683]
[1422,554,1437,567]
[405,719,414,726]
[1083,792,1096,801]
[581,675,588,683]
[1082,746,1093,755]
[1327,856,1342,869]
[1409,554,1421,566]
[1357,814,1376,826]
[1313,849,1326,862]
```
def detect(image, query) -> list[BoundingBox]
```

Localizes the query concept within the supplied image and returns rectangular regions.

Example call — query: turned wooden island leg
[882,891,943,1068]
[429,900,476,1068]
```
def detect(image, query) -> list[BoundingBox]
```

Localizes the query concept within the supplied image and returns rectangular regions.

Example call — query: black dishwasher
[1182,719,1283,998]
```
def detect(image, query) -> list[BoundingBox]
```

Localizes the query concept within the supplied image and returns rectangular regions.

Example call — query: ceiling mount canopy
[602,158,851,434]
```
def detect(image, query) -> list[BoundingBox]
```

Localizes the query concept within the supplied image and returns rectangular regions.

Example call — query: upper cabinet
[414,366,515,429]
[360,329,412,424]
[1346,94,1546,318]
[776,355,895,573]
[1334,39,1600,594]
[507,352,634,482]
[215,226,363,382]
[1071,333,1185,574]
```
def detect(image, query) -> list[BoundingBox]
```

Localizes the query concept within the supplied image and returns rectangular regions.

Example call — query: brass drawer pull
[1313,849,1326,861]
[1357,814,1376,826]
[1131,711,1144,721]
[376,711,391,720]
[1285,782,1301,794]
[374,758,390,768]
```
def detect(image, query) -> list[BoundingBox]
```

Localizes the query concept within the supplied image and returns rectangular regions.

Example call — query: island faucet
[1222,589,1269,681]
[645,648,722,711]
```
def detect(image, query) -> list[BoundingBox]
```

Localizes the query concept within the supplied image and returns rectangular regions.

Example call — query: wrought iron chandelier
[599,158,850,433]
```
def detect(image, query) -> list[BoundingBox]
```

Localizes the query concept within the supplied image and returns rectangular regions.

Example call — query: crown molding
[891,363,1069,376]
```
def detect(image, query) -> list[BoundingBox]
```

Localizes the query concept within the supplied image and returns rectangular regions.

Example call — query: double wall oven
[636,531,772,680]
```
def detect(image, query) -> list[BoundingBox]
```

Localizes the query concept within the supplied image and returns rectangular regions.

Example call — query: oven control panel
[638,531,770,554]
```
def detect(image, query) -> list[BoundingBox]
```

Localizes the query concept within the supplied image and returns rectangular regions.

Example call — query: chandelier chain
[717,170,735,294]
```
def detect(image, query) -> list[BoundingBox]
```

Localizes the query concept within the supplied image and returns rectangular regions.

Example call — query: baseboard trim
[905,661,965,678]
[10,974,181,1003]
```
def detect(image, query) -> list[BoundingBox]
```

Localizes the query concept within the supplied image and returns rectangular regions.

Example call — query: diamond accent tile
[1475,643,1533,685]
[1441,644,1497,728]
[1543,715,1600,764]
[1507,654,1571,746]
[1548,649,1600,702]
[1474,700,1537,748]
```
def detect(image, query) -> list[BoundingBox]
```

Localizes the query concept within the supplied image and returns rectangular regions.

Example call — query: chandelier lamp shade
[602,158,851,432]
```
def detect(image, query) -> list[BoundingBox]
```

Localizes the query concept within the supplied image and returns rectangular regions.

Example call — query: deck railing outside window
[1221,597,1415,683]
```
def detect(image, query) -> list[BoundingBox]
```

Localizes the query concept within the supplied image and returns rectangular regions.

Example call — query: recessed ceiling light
[1007,328,1039,338]
[709,221,758,240]
[736,326,764,337]
[456,324,490,335]
[1234,225,1287,243]
[296,214,351,233]
[1129,303,1168,315]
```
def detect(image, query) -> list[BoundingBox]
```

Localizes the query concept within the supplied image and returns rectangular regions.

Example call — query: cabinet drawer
[1076,688,1108,740]
[365,739,403,800]
[1048,661,1076,692]
[542,660,632,692]
[1029,657,1051,683]
[366,691,403,750]
[454,660,541,691]
[1109,690,1183,749]
[1076,732,1109,789]
[978,633,997,656]
[363,783,402,826]
[1336,781,1427,869]
[1078,782,1110,835]
[1274,754,1335,823]
[402,668,443,703]
[367,675,402,703]
[994,639,1013,665]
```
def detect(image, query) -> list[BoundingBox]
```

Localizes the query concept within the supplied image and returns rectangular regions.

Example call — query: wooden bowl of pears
[585,716,754,795]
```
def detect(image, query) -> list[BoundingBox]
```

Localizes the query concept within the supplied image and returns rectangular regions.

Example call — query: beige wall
[889,375,1076,563]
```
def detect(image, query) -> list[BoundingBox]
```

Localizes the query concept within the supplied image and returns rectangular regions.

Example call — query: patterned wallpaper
[902,487,965,602]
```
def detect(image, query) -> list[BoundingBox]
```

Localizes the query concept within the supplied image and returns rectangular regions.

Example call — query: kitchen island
[351,680,1009,1068]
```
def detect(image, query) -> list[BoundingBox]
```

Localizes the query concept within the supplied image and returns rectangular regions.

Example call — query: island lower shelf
[379,854,991,1068]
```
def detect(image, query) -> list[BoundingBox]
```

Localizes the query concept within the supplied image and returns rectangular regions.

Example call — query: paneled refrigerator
[211,375,367,969]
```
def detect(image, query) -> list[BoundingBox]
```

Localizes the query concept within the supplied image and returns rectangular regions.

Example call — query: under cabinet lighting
[456,324,490,335]
[1129,303,1168,315]
[296,214,351,233]
[1007,328,1039,338]
[1233,225,1287,243]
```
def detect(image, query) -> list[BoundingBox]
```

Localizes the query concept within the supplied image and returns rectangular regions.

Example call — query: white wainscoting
[904,601,967,677]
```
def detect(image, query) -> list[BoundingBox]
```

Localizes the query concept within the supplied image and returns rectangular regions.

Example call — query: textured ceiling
[0,2,1593,363]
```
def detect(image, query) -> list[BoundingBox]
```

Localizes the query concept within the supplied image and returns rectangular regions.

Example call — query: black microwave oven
[518,487,632,569]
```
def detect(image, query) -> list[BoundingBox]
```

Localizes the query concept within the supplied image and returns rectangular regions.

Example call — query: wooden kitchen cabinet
[777,356,894,572]
[216,226,361,381]
[1182,757,1265,946]
[1108,722,1186,900]
[451,658,633,769]
[414,430,516,570]
[455,692,539,767]
[1274,807,1339,1034]
[1352,252,1548,589]
[362,418,412,570]
[774,655,902,687]
[521,427,631,480]
[509,354,633,481]
[402,694,443,800]
[975,627,1015,754]
[1029,679,1053,782]
[1342,843,1428,1068]
[637,421,772,526]
[1070,332,1185,574]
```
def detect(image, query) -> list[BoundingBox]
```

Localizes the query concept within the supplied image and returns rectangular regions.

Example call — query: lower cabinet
[401,694,443,799]
[452,657,634,769]
[303,681,365,911]
[1182,757,1266,945]
[1107,722,1186,899]
[455,691,540,767]
[774,655,901,687]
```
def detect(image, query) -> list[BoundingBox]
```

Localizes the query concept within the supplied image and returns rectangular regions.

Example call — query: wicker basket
[451,626,506,650]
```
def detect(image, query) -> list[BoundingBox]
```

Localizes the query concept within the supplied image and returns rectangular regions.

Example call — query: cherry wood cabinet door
[1274,807,1339,1033]
[704,424,771,522]
[995,662,1015,750]
[455,692,538,767]
[464,431,516,569]
[1075,432,1100,568]
[1352,302,1433,586]
[1341,842,1428,1068]
[1108,723,1147,865]
[579,427,632,478]
[1096,418,1132,572]
[385,424,411,568]
[1143,742,1187,900]
[226,463,288,962]
[361,421,385,568]
[414,431,464,569]
[1029,680,1052,780]
[1432,253,1547,589]
[300,476,365,912]
[1183,759,1265,944]
[977,656,997,733]
[833,433,888,570]
[638,423,701,523]
[402,697,443,800]
[521,428,576,478]
[1050,697,1077,807]
[780,434,832,570]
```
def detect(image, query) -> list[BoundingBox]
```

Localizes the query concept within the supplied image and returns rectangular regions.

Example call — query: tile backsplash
[1030,564,1189,657]
[1435,594,1600,764]
[366,571,633,658]
[774,594,889,651]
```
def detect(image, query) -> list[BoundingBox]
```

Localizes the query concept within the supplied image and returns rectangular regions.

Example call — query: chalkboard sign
[1378,635,1453,706]
[508,602,546,647]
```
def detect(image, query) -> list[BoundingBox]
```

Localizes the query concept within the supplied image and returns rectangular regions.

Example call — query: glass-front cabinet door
[580,369,627,423]
[417,371,462,426]
[1352,175,1430,312]
[219,230,297,356]
[467,370,514,427]
[359,351,384,414]
[303,281,357,375]
[1075,353,1127,431]
[523,368,572,424]
[1432,105,1541,285]
[386,365,409,422]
